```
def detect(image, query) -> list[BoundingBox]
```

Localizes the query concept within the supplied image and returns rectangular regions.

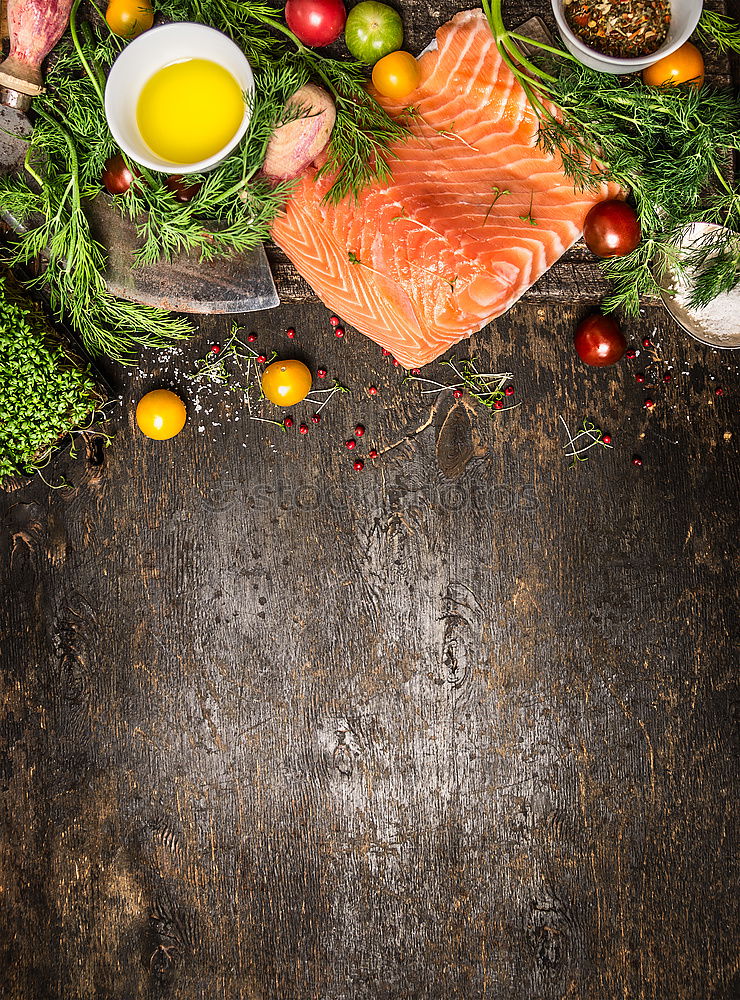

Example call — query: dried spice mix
[563,0,671,58]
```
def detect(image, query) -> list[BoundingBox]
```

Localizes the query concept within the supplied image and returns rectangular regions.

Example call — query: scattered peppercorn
[602,434,612,445]
[715,387,724,396]
[642,337,651,348]
[663,373,672,382]
[311,414,321,424]
[299,423,309,434]
[286,327,296,339]
[247,333,257,343]
[635,373,645,383]
[626,349,637,359]
[505,385,515,396]
[369,449,378,459]
[335,327,344,338]
[494,400,504,409]
[368,385,378,395]
[632,455,643,466]
[355,424,365,436]
[382,349,391,356]
[283,417,294,428]
[353,459,364,471]
[411,368,421,375]
[345,439,356,450]
[257,355,267,363]
[393,359,400,366]
[453,389,463,398]
[329,316,340,327]
[644,398,655,409]
[210,344,220,354]
[317,368,327,378]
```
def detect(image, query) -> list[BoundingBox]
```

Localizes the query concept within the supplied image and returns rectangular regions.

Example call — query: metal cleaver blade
[0,100,280,315]
[86,195,280,314]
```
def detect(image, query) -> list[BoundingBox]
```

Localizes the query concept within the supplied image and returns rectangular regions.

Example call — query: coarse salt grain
[667,224,740,348]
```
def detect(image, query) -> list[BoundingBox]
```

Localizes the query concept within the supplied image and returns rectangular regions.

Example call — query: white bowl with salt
[661,223,740,350]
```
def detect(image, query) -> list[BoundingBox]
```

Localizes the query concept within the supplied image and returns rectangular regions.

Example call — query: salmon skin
[272,9,618,368]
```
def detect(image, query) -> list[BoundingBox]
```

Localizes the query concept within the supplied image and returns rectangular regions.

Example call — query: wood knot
[435,403,475,479]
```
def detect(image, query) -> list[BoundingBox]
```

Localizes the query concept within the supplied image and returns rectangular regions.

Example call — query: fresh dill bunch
[0,121,192,360]
[542,65,740,313]
[157,0,293,69]
[481,0,740,313]
[695,10,740,55]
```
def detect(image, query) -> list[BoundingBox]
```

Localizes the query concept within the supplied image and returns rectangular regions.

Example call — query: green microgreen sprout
[305,381,348,414]
[402,106,479,151]
[0,272,108,484]
[483,187,511,226]
[406,357,519,415]
[518,192,538,227]
[559,416,613,468]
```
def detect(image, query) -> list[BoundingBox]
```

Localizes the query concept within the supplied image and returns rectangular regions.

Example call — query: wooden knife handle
[0,0,75,96]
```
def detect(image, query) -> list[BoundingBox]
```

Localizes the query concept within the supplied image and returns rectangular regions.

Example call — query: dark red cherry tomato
[101,153,135,195]
[574,313,626,366]
[583,199,641,258]
[285,0,346,46]
[165,175,202,203]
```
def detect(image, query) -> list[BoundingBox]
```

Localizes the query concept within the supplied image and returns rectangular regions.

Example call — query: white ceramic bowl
[551,0,703,74]
[659,223,740,349]
[104,22,253,174]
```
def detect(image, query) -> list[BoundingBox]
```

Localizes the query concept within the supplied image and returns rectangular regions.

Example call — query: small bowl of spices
[552,0,703,74]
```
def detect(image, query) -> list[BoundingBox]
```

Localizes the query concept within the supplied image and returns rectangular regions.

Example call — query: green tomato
[345,1,403,64]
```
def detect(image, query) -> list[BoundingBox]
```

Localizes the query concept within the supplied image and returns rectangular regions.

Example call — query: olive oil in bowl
[137,58,244,166]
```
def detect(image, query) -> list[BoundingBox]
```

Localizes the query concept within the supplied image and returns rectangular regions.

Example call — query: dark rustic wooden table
[1,2,739,998]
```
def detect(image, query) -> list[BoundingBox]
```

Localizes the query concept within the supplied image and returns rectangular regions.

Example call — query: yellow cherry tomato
[261,359,312,407]
[642,42,705,88]
[372,50,421,100]
[135,389,186,440]
[105,0,154,39]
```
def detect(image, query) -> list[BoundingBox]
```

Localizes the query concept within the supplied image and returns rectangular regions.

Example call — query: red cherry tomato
[101,153,136,195]
[574,313,626,367]
[583,199,641,258]
[285,0,347,46]
[165,175,202,203]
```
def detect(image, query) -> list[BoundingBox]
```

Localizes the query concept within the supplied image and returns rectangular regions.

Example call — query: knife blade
[0,3,280,314]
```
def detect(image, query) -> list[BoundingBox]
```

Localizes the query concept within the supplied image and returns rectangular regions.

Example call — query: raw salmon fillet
[272,8,618,368]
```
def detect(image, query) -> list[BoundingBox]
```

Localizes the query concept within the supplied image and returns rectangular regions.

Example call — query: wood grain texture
[1,2,739,999]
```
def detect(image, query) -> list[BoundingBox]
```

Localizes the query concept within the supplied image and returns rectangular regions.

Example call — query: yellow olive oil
[137,58,244,164]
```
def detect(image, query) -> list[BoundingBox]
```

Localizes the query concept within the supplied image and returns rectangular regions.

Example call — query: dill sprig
[481,0,740,313]
[122,62,307,266]
[695,10,740,55]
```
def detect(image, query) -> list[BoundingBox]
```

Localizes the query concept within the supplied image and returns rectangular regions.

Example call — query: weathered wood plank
[1,2,739,999]
[1,295,738,1000]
